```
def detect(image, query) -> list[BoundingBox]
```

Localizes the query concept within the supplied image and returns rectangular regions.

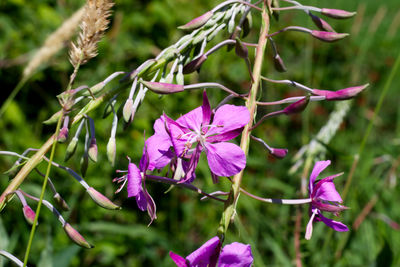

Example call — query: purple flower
[162,91,250,180]
[115,147,157,224]
[305,160,349,240]
[169,236,253,267]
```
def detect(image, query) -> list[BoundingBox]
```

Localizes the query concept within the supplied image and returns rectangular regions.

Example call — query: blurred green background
[1,0,400,266]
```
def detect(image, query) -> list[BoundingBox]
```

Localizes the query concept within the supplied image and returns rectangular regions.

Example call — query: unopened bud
[65,137,78,162]
[80,154,88,177]
[270,148,288,159]
[63,223,93,249]
[123,99,133,123]
[140,80,184,94]
[57,127,69,143]
[43,110,62,125]
[310,13,335,32]
[183,55,208,74]
[178,11,213,30]
[88,138,98,162]
[107,137,116,166]
[23,205,37,225]
[87,187,120,210]
[273,54,287,72]
[53,193,70,211]
[283,96,309,115]
[235,38,248,59]
[321,8,356,19]
[242,14,252,38]
[311,31,349,42]
[312,84,368,100]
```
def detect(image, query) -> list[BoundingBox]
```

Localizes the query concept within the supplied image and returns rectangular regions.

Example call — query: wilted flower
[169,236,253,267]
[305,160,349,240]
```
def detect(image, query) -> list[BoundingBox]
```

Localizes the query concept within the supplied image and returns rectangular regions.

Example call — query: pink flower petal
[207,105,250,136]
[313,174,343,202]
[218,242,253,267]
[186,236,220,267]
[205,142,246,177]
[176,106,203,132]
[145,134,174,170]
[169,251,188,267]
[206,128,243,143]
[318,212,349,232]
[201,91,212,126]
[309,160,331,193]
[127,163,142,198]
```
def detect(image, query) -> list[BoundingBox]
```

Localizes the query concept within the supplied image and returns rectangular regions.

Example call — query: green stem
[0,78,27,119]
[217,2,270,241]
[23,111,64,266]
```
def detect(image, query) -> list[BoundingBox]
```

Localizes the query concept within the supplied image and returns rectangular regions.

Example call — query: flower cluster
[115,91,249,221]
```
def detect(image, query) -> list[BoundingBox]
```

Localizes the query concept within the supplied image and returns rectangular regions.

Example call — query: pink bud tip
[183,54,208,74]
[63,223,93,249]
[87,187,121,210]
[141,81,184,94]
[57,127,69,143]
[283,96,310,115]
[312,84,369,101]
[311,31,349,42]
[23,206,37,225]
[309,13,335,32]
[273,54,287,72]
[88,138,98,162]
[321,8,356,19]
[270,148,288,159]
[178,11,214,30]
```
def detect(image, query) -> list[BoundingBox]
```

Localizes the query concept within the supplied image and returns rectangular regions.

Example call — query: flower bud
[235,38,248,59]
[123,99,133,123]
[65,137,78,162]
[23,205,37,225]
[270,148,288,159]
[88,138,98,162]
[309,13,335,32]
[107,137,116,166]
[311,31,349,42]
[273,54,287,72]
[43,110,62,125]
[80,154,88,177]
[178,11,213,30]
[63,223,93,249]
[283,96,309,115]
[87,187,121,210]
[183,55,208,74]
[57,127,69,143]
[312,84,368,100]
[140,80,184,94]
[53,193,70,211]
[321,8,356,19]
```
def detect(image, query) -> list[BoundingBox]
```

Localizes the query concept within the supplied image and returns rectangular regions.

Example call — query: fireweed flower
[114,147,156,224]
[169,236,253,267]
[158,91,250,181]
[305,160,349,240]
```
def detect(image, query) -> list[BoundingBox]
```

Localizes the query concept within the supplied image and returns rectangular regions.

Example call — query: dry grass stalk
[69,0,114,68]
[23,7,85,79]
